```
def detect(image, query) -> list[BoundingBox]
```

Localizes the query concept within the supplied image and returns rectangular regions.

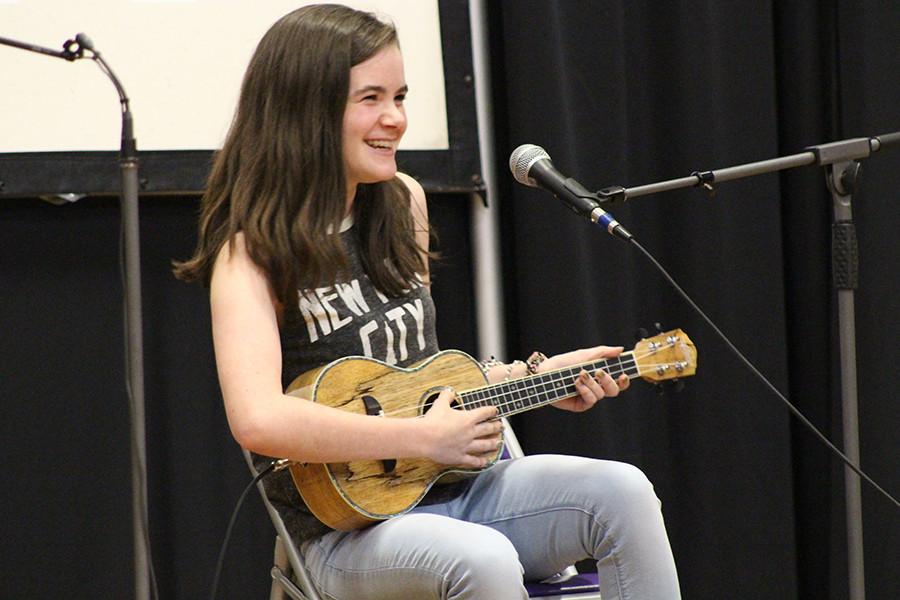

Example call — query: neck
[458,352,640,418]
[345,182,358,216]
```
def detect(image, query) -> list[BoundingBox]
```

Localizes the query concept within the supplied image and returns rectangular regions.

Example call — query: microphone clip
[61,38,85,61]
[691,170,716,196]
[61,33,95,61]
[596,185,627,204]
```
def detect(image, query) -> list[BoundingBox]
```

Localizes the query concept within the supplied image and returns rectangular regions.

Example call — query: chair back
[243,450,323,600]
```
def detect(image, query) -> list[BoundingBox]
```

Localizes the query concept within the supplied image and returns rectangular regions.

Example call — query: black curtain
[487,1,899,599]
[3,2,898,599]
[0,193,478,599]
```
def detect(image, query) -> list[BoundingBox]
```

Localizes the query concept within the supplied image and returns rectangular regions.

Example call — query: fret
[460,351,645,418]
[466,389,482,409]
[513,378,528,411]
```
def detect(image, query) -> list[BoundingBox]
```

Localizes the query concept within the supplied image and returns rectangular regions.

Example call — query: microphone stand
[595,131,900,600]
[0,34,151,600]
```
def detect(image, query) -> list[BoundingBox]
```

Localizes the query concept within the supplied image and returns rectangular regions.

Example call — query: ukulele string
[459,363,642,415]
[374,360,638,419]
[373,347,679,419]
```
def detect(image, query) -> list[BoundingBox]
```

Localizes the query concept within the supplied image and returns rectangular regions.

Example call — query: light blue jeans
[301,455,681,599]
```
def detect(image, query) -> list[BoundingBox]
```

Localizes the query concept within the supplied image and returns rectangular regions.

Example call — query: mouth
[365,139,398,152]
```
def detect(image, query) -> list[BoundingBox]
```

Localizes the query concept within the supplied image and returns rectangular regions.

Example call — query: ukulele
[281,329,697,530]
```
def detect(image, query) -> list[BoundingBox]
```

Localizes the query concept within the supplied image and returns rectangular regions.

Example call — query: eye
[394,93,406,104]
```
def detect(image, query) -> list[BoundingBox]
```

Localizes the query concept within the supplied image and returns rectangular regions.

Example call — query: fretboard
[459,352,639,417]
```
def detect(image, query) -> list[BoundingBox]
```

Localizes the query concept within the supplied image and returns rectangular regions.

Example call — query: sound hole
[421,387,459,415]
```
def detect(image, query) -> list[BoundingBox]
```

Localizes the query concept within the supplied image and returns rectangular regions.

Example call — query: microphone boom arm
[0,34,85,61]
[592,133,898,203]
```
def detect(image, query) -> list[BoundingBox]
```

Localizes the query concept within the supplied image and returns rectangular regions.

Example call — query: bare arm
[209,233,500,466]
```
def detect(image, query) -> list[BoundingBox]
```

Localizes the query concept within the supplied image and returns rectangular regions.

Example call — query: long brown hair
[173,4,428,302]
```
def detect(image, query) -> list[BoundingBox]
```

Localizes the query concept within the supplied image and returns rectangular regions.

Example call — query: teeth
[366,141,394,149]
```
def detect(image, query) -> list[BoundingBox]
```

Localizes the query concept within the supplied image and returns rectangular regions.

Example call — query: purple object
[525,572,600,597]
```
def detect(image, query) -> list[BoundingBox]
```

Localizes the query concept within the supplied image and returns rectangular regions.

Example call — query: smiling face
[342,44,408,199]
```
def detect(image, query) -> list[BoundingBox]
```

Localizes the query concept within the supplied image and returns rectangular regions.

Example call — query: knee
[452,527,522,576]
[612,462,657,495]
[446,528,524,597]
[587,461,662,513]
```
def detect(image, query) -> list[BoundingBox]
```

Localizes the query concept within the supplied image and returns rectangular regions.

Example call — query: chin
[362,168,398,184]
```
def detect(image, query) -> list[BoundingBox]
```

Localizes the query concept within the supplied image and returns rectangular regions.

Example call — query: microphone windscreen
[509,144,550,187]
[75,33,95,51]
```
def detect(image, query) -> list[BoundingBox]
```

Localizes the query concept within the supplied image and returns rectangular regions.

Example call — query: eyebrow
[350,84,409,97]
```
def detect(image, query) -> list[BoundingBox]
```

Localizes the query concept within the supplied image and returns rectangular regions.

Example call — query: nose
[380,102,406,130]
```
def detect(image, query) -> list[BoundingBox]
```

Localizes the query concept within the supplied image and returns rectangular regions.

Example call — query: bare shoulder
[395,172,431,281]
[395,172,428,227]
[395,171,425,199]
[212,232,251,277]
[211,232,277,306]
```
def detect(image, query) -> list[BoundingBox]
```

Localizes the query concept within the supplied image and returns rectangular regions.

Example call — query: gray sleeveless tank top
[255,218,467,543]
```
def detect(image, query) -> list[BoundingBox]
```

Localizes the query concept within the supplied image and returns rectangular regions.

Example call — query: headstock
[633,328,697,383]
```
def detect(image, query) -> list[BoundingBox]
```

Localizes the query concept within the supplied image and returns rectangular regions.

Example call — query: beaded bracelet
[479,357,526,381]
[479,356,501,376]
[526,351,548,375]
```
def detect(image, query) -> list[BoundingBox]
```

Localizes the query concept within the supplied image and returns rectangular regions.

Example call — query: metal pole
[828,160,865,600]
[98,39,151,596]
[469,0,507,361]
[121,155,149,600]
[837,287,865,600]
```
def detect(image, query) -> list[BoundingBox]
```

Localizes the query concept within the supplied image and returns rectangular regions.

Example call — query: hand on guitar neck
[537,345,632,413]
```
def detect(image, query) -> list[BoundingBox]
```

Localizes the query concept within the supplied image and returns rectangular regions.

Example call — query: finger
[433,388,456,407]
[474,441,504,466]
[475,419,503,438]
[458,454,486,469]
[470,437,503,455]
[617,374,631,391]
[477,449,501,463]
[581,370,605,398]
[595,345,625,358]
[594,370,620,397]
[468,405,499,422]
[575,371,601,406]
[461,442,502,468]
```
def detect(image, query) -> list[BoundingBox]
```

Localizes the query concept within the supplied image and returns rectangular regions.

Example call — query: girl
[175,5,679,599]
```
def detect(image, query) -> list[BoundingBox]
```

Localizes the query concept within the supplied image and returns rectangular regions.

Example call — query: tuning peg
[634,327,649,341]
[654,383,666,396]
[670,379,685,393]
[653,322,664,334]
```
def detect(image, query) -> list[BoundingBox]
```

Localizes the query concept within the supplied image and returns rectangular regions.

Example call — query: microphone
[75,33,95,52]
[509,144,633,240]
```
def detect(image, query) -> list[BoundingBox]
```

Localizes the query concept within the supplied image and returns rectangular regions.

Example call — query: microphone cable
[209,460,278,600]
[627,236,900,509]
[510,142,898,509]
